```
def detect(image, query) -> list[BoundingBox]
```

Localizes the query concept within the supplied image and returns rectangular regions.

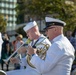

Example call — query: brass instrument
[0,70,6,75]
[26,42,50,68]
[3,39,30,63]
[3,38,50,69]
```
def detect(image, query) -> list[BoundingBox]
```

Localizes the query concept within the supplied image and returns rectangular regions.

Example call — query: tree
[16,0,26,24]
[16,0,76,32]
[0,14,7,32]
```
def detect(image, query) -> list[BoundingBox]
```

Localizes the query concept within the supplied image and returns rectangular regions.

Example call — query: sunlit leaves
[0,14,6,32]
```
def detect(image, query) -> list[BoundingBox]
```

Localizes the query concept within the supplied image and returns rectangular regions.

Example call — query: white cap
[23,21,37,32]
[45,17,66,27]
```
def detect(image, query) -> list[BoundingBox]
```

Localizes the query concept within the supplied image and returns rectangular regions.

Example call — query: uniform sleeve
[30,43,64,74]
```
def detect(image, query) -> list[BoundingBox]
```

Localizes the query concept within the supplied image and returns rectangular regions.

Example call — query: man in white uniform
[0,21,51,75]
[0,33,4,75]
[0,32,3,59]
[29,17,75,75]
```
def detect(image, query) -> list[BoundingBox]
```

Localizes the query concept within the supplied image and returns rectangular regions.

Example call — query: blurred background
[0,0,76,73]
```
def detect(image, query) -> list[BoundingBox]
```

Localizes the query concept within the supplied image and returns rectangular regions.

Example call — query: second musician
[5,21,51,75]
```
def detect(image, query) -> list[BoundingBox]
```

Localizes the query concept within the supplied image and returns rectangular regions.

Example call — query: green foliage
[16,0,76,32]
[0,14,6,32]
[15,0,26,24]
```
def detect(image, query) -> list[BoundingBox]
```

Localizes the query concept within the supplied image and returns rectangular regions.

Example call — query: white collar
[52,34,64,43]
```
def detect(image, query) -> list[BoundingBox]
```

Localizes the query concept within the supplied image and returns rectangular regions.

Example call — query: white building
[0,0,17,31]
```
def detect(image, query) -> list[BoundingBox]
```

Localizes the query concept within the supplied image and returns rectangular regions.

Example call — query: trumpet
[3,39,30,63]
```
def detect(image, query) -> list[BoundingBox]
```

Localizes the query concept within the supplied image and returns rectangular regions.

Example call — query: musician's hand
[27,46,37,56]
[18,46,27,54]
[10,57,20,64]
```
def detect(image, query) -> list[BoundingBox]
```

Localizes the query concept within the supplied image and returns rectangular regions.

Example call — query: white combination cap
[23,21,37,32]
[44,17,66,29]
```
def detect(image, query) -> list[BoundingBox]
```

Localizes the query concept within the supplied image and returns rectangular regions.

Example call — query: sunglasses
[45,27,55,31]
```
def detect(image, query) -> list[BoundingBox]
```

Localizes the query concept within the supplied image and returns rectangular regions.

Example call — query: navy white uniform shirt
[31,34,75,75]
